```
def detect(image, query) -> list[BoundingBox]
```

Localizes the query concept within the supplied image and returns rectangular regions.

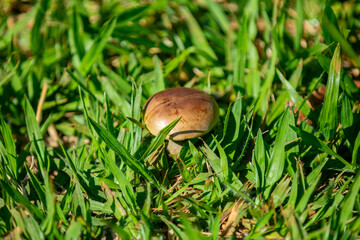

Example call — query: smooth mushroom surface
[143,87,219,154]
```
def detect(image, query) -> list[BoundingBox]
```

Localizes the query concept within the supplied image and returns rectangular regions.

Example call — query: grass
[0,0,360,239]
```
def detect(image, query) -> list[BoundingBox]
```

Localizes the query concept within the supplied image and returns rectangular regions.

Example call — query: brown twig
[36,82,48,124]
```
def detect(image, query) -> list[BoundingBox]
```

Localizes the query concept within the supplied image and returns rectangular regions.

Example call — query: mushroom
[143,87,219,155]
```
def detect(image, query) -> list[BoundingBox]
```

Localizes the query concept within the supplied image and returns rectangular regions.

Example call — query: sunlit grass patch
[0,0,360,238]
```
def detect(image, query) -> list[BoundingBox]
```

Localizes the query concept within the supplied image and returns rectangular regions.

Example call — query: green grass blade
[0,179,44,220]
[151,56,166,94]
[340,94,353,129]
[65,220,83,240]
[296,71,324,117]
[214,137,229,182]
[116,5,150,26]
[105,93,115,137]
[22,210,45,240]
[266,108,291,191]
[79,17,117,75]
[164,46,196,76]
[41,175,57,235]
[254,39,277,116]
[291,126,352,169]
[67,70,100,103]
[201,144,243,189]
[277,69,311,117]
[246,42,260,98]
[254,129,266,191]
[339,172,360,229]
[322,2,340,45]
[0,140,8,177]
[30,0,50,55]
[68,7,85,67]
[174,156,191,183]
[233,119,253,168]
[317,54,359,97]
[205,0,230,33]
[25,165,46,207]
[283,208,308,239]
[179,6,217,61]
[295,0,303,51]
[24,97,48,174]
[98,62,132,96]
[88,117,161,189]
[222,94,243,158]
[233,16,247,87]
[322,11,360,66]
[0,117,17,179]
[9,209,26,237]
[248,210,274,237]
[100,74,131,116]
[222,95,242,143]
[285,109,298,163]
[288,165,299,207]
[160,216,187,239]
[352,131,360,167]
[0,5,37,50]
[98,147,137,213]
[130,82,142,155]
[296,173,321,213]
[165,173,211,204]
[0,60,19,88]
[272,176,291,208]
[59,140,102,201]
[319,44,341,140]
[71,180,90,222]
[306,159,328,185]
[141,183,152,218]
[288,59,303,87]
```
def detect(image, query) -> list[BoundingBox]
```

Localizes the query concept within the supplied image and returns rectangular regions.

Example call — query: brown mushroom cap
[143,87,219,141]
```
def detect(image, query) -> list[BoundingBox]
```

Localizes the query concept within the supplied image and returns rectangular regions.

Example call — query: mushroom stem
[167,140,185,155]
